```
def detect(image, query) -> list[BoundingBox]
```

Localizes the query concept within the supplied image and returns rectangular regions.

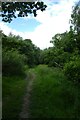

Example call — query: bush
[2,49,26,76]
[63,56,80,83]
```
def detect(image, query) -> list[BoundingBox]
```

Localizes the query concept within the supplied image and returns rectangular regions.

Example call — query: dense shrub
[63,56,80,83]
[2,49,26,76]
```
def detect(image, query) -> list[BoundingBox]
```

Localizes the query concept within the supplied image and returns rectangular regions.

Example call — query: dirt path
[19,70,35,118]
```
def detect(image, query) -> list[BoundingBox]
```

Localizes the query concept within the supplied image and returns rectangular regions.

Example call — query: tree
[2,33,41,67]
[71,0,80,33]
[63,1,80,83]
[0,1,47,22]
[71,0,80,52]
[48,27,79,68]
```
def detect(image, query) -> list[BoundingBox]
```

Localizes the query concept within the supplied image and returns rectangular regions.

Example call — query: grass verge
[2,76,27,118]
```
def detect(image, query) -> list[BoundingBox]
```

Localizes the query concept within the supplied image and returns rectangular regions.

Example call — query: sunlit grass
[29,65,80,118]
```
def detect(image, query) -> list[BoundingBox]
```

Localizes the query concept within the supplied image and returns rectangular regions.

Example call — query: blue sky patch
[7,17,41,32]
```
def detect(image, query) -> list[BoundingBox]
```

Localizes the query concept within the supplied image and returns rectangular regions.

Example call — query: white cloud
[0,0,78,49]
[0,22,21,36]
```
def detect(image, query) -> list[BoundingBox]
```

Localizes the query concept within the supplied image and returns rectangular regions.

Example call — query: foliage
[63,56,80,83]
[1,1,47,22]
[62,1,80,84]
[2,33,41,68]
[51,30,76,53]
[70,0,80,52]
[2,49,26,76]
[42,31,76,68]
[71,0,80,33]
[40,1,80,84]
[19,39,41,67]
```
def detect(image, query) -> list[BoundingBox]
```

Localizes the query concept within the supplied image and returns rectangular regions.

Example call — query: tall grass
[0,75,2,119]
[2,76,27,118]
[29,65,80,118]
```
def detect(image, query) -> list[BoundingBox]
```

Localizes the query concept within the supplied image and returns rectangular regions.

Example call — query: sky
[0,0,79,49]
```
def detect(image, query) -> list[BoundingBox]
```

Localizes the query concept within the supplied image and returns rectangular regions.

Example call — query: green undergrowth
[29,65,80,118]
[2,76,27,118]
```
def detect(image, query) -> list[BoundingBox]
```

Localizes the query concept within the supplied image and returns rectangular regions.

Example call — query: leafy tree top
[0,1,47,23]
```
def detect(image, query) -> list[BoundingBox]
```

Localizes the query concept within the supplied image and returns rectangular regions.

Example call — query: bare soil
[19,70,35,118]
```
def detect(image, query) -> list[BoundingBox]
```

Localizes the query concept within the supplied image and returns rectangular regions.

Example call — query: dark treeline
[2,32,41,76]
[1,0,80,83]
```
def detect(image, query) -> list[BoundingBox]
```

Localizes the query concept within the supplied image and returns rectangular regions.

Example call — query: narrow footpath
[19,70,35,118]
